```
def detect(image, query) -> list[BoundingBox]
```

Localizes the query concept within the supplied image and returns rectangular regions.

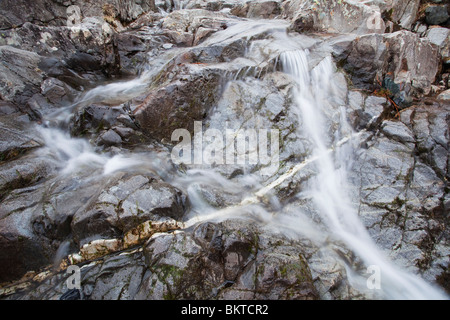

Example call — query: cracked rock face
[348,101,449,283]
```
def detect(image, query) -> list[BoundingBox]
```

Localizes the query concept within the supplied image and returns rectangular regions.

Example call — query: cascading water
[280,50,447,300]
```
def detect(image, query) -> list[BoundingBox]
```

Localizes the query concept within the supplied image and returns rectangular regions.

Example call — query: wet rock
[60,288,81,300]
[4,249,147,300]
[0,114,42,162]
[381,120,415,144]
[425,5,449,26]
[0,101,18,116]
[437,89,450,100]
[114,31,165,74]
[71,174,187,245]
[136,220,318,300]
[340,31,439,99]
[0,46,44,105]
[193,27,216,46]
[40,77,74,105]
[70,104,128,138]
[29,172,117,243]
[387,0,421,30]
[162,9,229,33]
[98,129,122,146]
[133,64,222,141]
[113,0,157,23]
[0,186,54,283]
[164,30,195,47]
[283,0,385,34]
[426,27,450,60]
[161,9,229,47]
[0,0,157,30]
[230,3,249,17]
[247,1,281,19]
[0,0,68,29]
[0,18,114,64]
[0,156,55,201]
[231,1,281,19]
[290,13,315,33]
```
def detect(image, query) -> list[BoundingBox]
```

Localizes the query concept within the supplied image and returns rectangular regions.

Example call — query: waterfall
[280,49,447,300]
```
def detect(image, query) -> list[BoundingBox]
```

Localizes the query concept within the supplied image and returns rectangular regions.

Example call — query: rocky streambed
[0,0,449,300]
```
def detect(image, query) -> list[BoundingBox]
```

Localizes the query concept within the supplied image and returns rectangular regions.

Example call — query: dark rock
[41,77,74,105]
[70,104,126,137]
[66,52,103,73]
[0,185,53,283]
[0,114,41,162]
[247,1,281,19]
[425,5,450,25]
[290,13,315,33]
[0,46,44,105]
[0,0,67,29]
[230,4,249,17]
[133,65,222,141]
[0,101,18,115]
[283,0,385,34]
[113,0,156,23]
[136,220,318,300]
[98,129,123,146]
[71,174,187,245]
[339,31,439,101]
[0,0,156,30]
[0,156,55,201]
[60,289,81,300]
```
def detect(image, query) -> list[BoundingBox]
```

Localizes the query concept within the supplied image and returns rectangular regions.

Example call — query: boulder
[231,1,282,19]
[0,46,44,105]
[0,114,42,162]
[338,31,440,101]
[136,220,318,300]
[386,0,421,30]
[98,129,122,146]
[0,156,55,201]
[290,13,315,33]
[347,101,449,283]
[283,0,385,34]
[0,0,156,30]
[425,5,450,26]
[133,64,223,141]
[71,174,187,245]
[0,186,53,283]
[0,0,68,29]
[161,9,229,47]
[426,27,450,60]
